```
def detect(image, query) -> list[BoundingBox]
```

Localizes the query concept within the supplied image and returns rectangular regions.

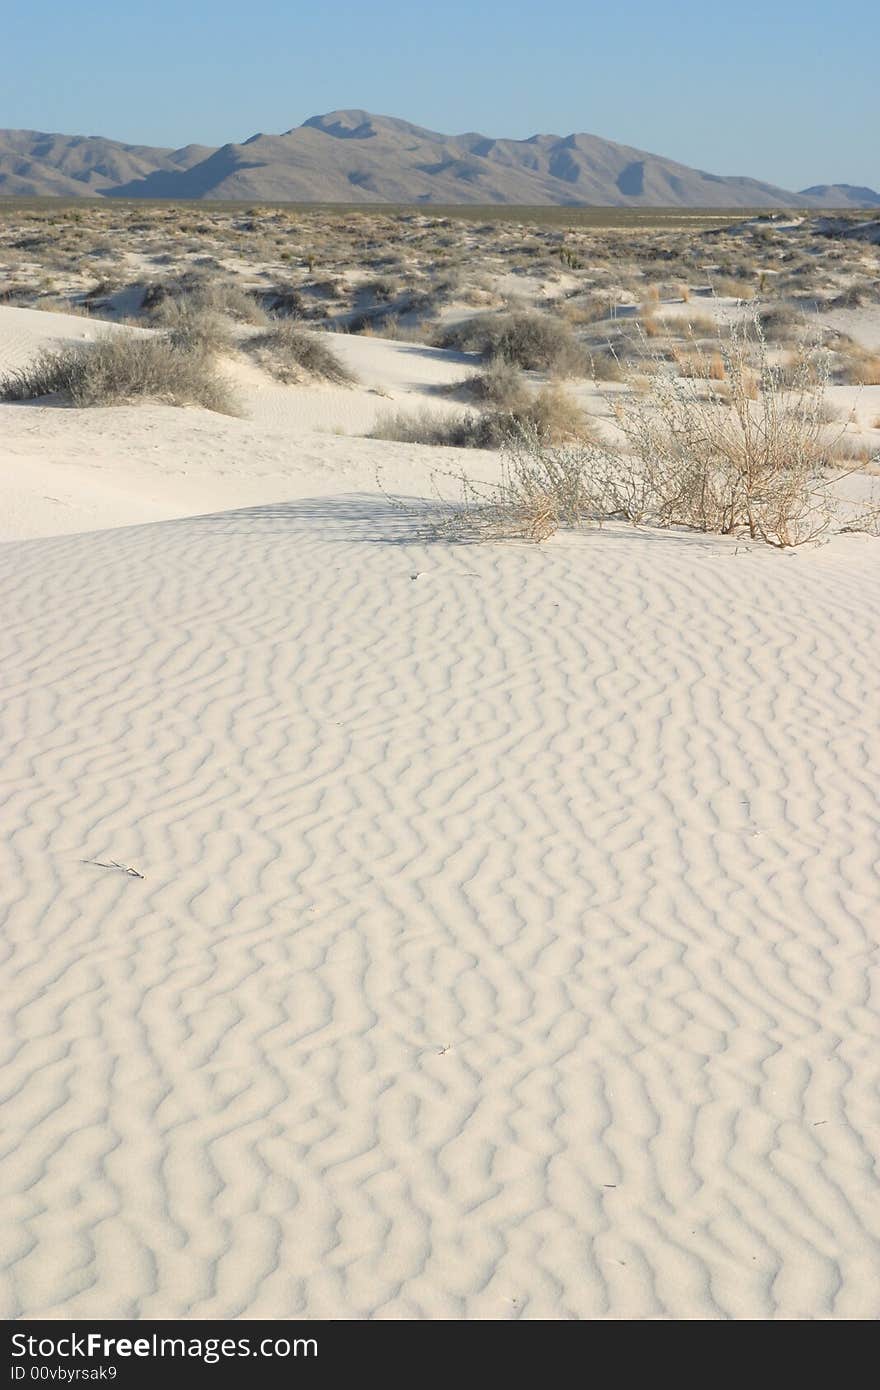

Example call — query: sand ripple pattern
[1,502,879,1319]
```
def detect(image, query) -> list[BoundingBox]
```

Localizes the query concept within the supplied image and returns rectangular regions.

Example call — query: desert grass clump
[463,358,529,411]
[0,332,238,415]
[524,385,594,443]
[370,405,503,448]
[756,304,808,343]
[34,297,90,317]
[833,343,880,386]
[246,323,356,384]
[678,314,718,339]
[830,279,880,309]
[831,435,878,467]
[586,347,624,381]
[438,311,588,375]
[710,276,756,300]
[402,423,599,541]
[162,300,235,355]
[371,384,591,450]
[150,279,268,326]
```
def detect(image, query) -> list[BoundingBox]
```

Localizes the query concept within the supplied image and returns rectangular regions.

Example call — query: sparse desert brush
[150,279,267,326]
[371,384,592,450]
[608,315,843,542]
[711,276,755,300]
[34,297,89,317]
[0,332,238,415]
[756,304,808,343]
[640,310,661,337]
[830,279,880,308]
[391,422,601,541]
[438,311,588,375]
[361,276,399,303]
[525,384,594,443]
[671,349,705,379]
[370,404,501,448]
[309,277,348,300]
[587,347,624,381]
[246,323,356,385]
[0,282,36,304]
[833,345,880,385]
[679,314,717,339]
[560,296,610,327]
[814,397,845,424]
[351,311,422,341]
[162,301,235,355]
[463,358,530,411]
[830,435,877,467]
[415,313,852,547]
[458,282,498,308]
[672,348,726,381]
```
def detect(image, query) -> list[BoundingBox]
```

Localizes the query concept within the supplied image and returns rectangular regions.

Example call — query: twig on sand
[82,858,145,879]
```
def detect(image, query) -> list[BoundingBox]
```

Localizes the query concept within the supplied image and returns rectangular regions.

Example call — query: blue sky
[5,0,878,191]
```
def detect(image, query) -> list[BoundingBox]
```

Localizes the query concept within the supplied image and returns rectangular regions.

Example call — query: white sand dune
[0,305,494,541]
[1,308,880,1320]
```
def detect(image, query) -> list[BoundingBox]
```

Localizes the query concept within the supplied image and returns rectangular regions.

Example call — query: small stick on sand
[82,858,145,879]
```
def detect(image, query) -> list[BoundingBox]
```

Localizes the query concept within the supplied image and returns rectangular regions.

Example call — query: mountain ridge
[0,110,876,207]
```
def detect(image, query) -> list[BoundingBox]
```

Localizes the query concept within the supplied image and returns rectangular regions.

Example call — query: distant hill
[1,111,877,208]
[0,130,210,198]
[798,183,880,208]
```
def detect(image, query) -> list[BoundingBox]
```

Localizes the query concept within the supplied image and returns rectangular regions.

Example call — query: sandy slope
[1,308,879,1319]
[0,305,493,541]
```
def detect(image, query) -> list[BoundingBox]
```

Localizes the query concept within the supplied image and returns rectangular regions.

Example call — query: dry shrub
[561,296,611,327]
[371,384,592,450]
[463,359,529,411]
[680,314,717,338]
[438,311,588,376]
[413,313,860,548]
[757,304,808,343]
[0,332,238,415]
[34,297,90,317]
[606,316,840,543]
[711,276,755,300]
[370,405,502,448]
[411,432,596,541]
[831,435,878,466]
[586,348,624,381]
[673,349,705,379]
[162,301,235,354]
[525,385,592,443]
[149,279,267,326]
[246,323,356,384]
[831,280,880,309]
[835,346,880,386]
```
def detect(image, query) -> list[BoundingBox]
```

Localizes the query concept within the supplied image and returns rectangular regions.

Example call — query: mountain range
[1,110,878,208]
